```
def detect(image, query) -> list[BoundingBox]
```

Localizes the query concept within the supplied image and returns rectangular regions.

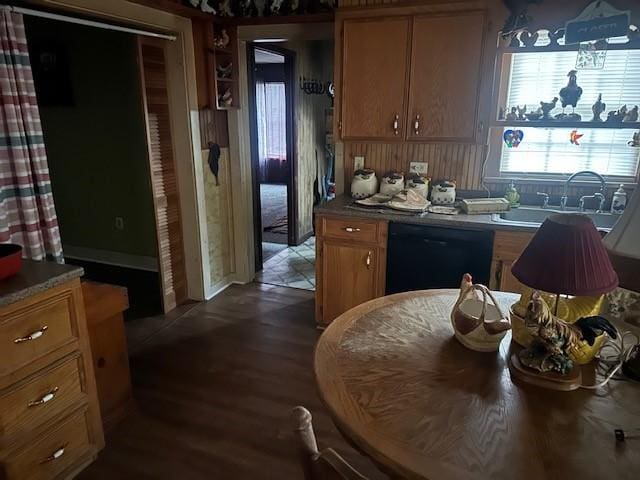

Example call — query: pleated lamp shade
[511,214,618,296]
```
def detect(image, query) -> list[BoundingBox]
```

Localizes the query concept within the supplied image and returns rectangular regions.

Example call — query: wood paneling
[138,37,188,313]
[341,17,410,140]
[77,283,387,480]
[343,141,487,190]
[408,12,485,141]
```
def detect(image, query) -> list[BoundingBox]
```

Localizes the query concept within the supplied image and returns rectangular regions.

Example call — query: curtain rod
[2,4,177,41]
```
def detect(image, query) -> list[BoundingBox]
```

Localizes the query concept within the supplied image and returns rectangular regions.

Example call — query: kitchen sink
[492,206,620,231]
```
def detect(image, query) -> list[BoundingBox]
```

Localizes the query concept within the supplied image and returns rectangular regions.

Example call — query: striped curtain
[0,11,62,261]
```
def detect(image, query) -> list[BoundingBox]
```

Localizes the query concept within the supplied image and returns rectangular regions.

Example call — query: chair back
[291,406,369,480]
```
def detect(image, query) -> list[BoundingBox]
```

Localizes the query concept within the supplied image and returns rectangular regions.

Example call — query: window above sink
[486,30,640,185]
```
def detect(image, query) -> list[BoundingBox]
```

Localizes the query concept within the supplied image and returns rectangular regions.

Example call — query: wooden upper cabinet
[341,17,410,140]
[407,12,484,141]
[407,12,486,142]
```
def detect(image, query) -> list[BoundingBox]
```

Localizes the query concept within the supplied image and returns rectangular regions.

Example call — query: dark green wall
[26,17,158,258]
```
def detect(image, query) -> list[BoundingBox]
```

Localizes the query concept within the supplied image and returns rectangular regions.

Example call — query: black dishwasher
[386,222,494,294]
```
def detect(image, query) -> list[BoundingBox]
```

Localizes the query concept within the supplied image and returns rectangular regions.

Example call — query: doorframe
[41,0,210,302]
[247,43,298,272]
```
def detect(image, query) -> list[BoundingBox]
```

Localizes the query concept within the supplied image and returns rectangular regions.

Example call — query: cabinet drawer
[1,409,92,480]
[320,217,382,244]
[0,355,85,440]
[0,292,77,376]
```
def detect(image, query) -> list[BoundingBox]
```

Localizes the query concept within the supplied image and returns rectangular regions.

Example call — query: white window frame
[485,47,640,187]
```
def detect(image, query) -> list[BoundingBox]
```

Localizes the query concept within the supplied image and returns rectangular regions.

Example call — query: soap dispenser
[611,184,627,214]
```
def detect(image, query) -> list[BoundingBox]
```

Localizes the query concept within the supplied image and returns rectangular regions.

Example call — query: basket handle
[466,284,506,323]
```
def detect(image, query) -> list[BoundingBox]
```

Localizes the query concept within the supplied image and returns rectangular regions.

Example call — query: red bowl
[0,244,23,281]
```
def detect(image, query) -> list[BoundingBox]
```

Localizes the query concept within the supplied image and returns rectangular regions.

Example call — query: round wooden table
[314,290,640,480]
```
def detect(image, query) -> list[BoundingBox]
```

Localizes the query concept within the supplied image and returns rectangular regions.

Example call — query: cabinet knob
[365,251,372,269]
[14,326,48,344]
[414,114,421,135]
[28,387,60,407]
[42,445,66,463]
[393,114,399,136]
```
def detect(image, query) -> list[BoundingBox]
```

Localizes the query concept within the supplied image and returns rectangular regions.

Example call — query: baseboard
[296,230,313,245]
[63,245,159,272]
[205,276,236,300]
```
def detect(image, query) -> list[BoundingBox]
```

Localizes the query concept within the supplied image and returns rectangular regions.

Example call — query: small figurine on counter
[557,70,583,121]
[623,105,639,122]
[519,292,617,375]
[611,184,627,214]
[505,107,518,121]
[517,105,527,121]
[607,105,627,124]
[540,97,558,119]
[628,131,640,147]
[591,94,606,122]
[504,181,520,207]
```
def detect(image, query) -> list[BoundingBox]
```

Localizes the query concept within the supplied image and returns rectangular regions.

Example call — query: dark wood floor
[79,283,386,479]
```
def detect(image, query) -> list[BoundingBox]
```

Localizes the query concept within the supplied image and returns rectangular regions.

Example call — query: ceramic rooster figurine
[451,274,511,352]
[520,292,618,375]
[557,70,583,120]
[591,93,606,122]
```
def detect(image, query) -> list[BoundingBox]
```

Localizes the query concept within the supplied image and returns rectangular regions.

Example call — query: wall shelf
[490,120,640,130]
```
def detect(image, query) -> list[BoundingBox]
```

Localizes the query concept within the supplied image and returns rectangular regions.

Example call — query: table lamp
[511,213,619,311]
[508,213,619,389]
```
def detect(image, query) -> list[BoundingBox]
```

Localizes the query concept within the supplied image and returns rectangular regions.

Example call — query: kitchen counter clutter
[314,196,567,325]
[0,260,104,480]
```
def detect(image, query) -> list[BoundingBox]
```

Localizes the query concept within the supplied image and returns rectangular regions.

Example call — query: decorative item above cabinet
[337,9,487,143]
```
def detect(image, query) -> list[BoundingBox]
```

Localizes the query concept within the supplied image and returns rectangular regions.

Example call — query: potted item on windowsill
[0,244,23,281]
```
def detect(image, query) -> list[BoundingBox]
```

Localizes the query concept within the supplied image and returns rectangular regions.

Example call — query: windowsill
[483,176,638,189]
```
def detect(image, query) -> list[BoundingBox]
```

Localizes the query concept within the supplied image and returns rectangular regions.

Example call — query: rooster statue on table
[556,70,583,121]
[520,292,617,375]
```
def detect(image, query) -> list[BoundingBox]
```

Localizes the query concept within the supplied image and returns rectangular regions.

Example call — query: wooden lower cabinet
[0,278,104,479]
[490,230,535,294]
[316,215,387,326]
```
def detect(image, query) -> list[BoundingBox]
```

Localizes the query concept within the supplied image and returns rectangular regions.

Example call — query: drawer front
[320,217,381,244]
[0,355,85,439]
[0,293,77,376]
[2,410,92,480]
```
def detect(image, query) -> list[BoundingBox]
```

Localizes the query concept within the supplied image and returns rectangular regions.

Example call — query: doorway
[248,44,297,268]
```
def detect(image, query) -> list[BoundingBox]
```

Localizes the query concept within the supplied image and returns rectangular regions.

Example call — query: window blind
[500,50,640,178]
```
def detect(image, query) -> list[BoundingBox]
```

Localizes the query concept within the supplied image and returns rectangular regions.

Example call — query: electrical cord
[580,330,640,390]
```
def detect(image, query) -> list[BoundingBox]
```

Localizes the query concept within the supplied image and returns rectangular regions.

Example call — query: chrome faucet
[536,192,549,209]
[560,170,607,212]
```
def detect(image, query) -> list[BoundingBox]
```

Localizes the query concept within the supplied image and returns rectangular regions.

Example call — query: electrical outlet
[354,155,365,171]
[115,217,125,231]
[409,162,428,175]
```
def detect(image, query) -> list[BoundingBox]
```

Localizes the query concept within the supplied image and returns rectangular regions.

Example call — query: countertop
[0,260,84,308]
[314,195,539,233]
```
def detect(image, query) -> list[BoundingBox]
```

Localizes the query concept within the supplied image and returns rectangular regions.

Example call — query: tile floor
[255,236,315,291]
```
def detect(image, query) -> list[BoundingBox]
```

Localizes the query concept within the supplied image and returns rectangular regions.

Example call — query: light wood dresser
[0,261,104,479]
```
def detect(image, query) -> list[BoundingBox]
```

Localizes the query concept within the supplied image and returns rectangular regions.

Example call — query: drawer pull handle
[42,445,66,463]
[28,387,60,407]
[344,227,361,233]
[14,326,48,344]
[366,251,372,269]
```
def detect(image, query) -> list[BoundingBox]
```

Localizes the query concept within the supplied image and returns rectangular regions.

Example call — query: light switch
[410,162,428,175]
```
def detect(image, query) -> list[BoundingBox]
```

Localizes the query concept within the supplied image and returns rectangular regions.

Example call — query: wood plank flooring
[78,283,386,479]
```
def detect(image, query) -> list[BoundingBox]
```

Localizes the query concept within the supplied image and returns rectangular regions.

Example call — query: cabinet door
[321,241,380,324]
[496,260,528,294]
[407,12,485,142]
[341,17,410,140]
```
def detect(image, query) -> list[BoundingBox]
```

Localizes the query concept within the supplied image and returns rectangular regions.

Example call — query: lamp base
[508,353,582,391]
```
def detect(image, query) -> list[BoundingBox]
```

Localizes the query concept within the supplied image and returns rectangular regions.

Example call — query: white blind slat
[501,50,640,178]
